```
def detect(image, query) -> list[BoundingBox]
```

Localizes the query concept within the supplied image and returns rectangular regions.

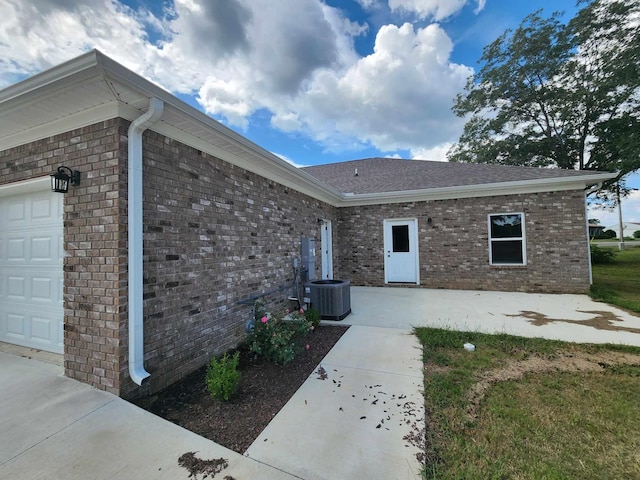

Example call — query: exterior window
[488,213,526,265]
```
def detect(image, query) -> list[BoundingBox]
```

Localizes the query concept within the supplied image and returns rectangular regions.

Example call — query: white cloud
[273,152,306,168]
[410,143,453,161]
[355,0,379,9]
[291,23,472,152]
[0,0,160,87]
[388,0,484,21]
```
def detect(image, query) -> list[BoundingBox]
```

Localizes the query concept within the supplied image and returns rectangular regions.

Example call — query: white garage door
[0,183,64,353]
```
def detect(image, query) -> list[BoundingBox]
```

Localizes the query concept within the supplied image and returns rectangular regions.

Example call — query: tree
[449,0,640,200]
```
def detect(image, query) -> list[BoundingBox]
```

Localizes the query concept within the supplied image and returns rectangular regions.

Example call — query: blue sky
[0,0,637,226]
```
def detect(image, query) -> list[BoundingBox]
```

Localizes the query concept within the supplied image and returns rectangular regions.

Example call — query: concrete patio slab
[342,287,640,346]
[246,326,425,480]
[0,350,298,480]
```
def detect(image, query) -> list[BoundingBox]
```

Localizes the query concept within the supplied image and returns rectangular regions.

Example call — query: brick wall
[131,130,337,397]
[0,119,128,395]
[1,119,337,397]
[335,191,590,294]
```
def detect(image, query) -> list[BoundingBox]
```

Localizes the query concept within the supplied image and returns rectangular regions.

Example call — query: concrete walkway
[343,286,640,346]
[245,326,424,480]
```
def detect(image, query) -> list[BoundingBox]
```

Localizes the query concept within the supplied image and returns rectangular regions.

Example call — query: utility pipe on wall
[128,97,164,386]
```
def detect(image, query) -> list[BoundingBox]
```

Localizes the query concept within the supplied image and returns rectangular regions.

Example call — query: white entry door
[0,184,64,353]
[320,220,333,279]
[384,219,419,284]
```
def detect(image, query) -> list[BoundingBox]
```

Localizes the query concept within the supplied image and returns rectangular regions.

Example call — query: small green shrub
[305,307,321,328]
[590,244,616,264]
[248,308,312,365]
[205,352,241,401]
[633,230,640,239]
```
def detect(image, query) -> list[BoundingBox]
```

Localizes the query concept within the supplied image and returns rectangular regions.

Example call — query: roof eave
[334,172,617,207]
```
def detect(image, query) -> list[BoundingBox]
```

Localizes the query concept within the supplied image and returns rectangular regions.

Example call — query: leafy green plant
[253,298,268,322]
[305,307,321,328]
[205,352,241,401]
[590,244,616,264]
[248,307,313,365]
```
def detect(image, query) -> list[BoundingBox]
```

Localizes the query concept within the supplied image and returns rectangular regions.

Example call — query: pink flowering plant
[248,303,313,365]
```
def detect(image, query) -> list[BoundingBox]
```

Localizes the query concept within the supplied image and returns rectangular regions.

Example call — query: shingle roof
[301,158,609,194]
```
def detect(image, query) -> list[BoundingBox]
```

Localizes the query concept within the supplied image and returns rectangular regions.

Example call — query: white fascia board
[0,51,101,104]
[336,172,618,207]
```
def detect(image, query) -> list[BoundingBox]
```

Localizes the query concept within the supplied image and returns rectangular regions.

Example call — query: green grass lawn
[415,329,640,479]
[416,246,640,478]
[590,245,640,313]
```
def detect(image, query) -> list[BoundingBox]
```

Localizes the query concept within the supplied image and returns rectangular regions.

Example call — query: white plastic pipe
[128,98,164,386]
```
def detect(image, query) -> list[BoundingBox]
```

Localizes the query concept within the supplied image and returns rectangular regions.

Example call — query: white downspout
[128,98,164,386]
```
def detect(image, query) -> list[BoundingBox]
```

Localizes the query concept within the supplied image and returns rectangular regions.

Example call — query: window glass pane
[491,240,524,264]
[392,225,410,252]
[490,214,522,238]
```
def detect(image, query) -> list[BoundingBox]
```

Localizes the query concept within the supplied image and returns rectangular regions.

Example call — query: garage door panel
[2,267,60,305]
[1,310,63,353]
[32,276,54,303]
[32,196,56,220]
[4,229,60,265]
[7,238,26,261]
[6,199,27,223]
[31,316,53,342]
[0,186,63,354]
[7,275,26,300]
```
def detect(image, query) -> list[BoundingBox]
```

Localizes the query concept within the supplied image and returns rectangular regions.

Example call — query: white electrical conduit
[128,97,164,386]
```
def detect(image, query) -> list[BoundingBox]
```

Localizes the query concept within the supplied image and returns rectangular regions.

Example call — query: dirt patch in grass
[510,310,640,334]
[133,325,349,454]
[464,349,640,421]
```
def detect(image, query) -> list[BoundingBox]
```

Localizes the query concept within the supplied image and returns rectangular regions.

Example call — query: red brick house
[0,51,614,397]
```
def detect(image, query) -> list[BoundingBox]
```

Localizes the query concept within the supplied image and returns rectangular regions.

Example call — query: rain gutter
[128,97,164,386]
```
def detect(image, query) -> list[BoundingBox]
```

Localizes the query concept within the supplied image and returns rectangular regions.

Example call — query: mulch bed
[133,325,349,453]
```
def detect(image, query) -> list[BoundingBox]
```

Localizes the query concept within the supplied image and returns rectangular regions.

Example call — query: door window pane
[392,225,410,252]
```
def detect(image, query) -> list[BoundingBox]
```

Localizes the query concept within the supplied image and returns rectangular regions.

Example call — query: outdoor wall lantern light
[50,166,81,193]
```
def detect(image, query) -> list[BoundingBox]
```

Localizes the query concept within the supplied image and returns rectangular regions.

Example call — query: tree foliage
[449,0,640,199]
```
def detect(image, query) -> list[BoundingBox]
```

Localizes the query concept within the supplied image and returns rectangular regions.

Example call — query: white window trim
[488,212,527,266]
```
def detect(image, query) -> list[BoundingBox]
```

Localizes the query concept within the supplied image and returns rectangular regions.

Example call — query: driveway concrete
[0,349,297,480]
[343,286,640,346]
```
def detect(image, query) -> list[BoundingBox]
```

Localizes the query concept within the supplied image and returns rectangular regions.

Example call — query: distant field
[590,245,640,313]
